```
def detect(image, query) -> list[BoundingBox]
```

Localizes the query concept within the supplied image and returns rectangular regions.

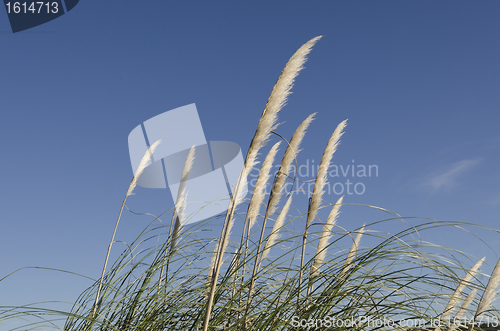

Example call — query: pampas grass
[244,36,321,175]
[235,142,281,307]
[307,196,343,297]
[441,257,484,322]
[451,289,477,331]
[341,223,365,275]
[4,37,500,331]
[266,113,316,217]
[260,194,293,264]
[299,120,347,292]
[159,145,196,289]
[126,140,162,198]
[202,36,322,331]
[93,139,161,318]
[471,257,500,329]
[206,237,222,289]
[305,119,347,230]
[170,145,196,249]
[246,142,281,233]
[310,195,344,278]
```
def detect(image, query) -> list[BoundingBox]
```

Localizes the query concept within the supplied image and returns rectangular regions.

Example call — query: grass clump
[2,36,500,331]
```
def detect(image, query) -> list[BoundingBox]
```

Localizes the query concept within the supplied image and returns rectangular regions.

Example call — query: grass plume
[311,195,344,278]
[267,113,316,217]
[260,194,293,263]
[441,257,484,321]
[246,141,281,232]
[471,257,500,326]
[93,139,161,319]
[299,120,347,293]
[341,223,365,275]
[451,289,477,331]
[244,36,321,174]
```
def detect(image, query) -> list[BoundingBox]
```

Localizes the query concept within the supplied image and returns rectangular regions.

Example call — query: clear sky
[1,1,500,327]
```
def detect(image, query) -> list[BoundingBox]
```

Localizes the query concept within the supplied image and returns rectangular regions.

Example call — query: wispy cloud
[423,158,482,192]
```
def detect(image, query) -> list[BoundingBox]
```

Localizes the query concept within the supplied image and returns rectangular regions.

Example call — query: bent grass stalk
[267,112,316,217]
[299,119,347,302]
[308,195,344,296]
[159,145,195,290]
[91,139,161,319]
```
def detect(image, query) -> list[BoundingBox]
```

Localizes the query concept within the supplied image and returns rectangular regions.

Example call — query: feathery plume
[247,142,281,232]
[474,257,500,319]
[237,142,280,288]
[260,195,293,262]
[299,120,346,295]
[168,214,183,252]
[93,139,161,317]
[159,146,195,289]
[441,257,484,321]
[267,113,315,217]
[311,196,344,277]
[341,224,365,274]
[174,146,196,225]
[450,289,477,331]
[220,213,236,265]
[206,238,221,290]
[169,146,195,255]
[244,36,322,175]
[306,120,347,229]
[207,229,234,283]
[126,139,162,197]
[231,165,249,207]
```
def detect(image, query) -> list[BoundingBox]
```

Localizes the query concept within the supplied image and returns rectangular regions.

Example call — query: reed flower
[266,113,315,217]
[260,195,293,263]
[126,140,162,197]
[247,142,281,232]
[311,196,344,278]
[450,289,477,331]
[474,257,500,320]
[299,120,346,290]
[94,139,161,318]
[441,257,484,321]
[170,146,196,252]
[341,224,365,275]
[306,120,347,230]
[244,36,322,175]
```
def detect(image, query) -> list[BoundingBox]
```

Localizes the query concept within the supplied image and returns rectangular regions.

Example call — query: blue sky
[1,1,500,327]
